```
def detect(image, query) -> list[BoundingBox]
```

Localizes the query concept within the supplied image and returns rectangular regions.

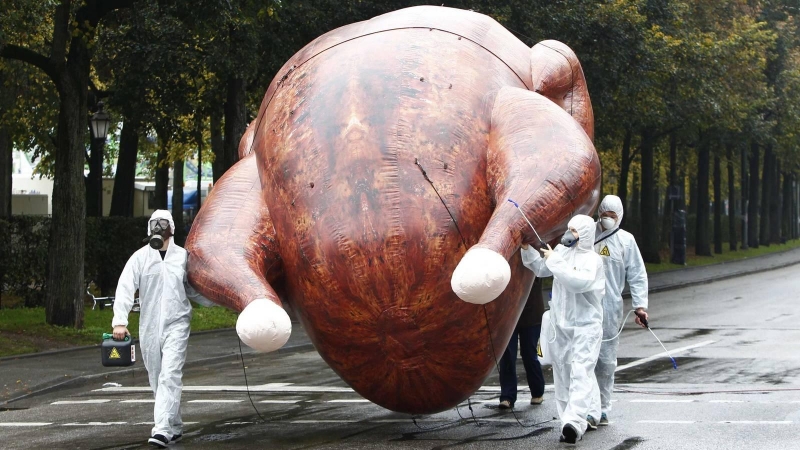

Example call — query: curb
[0,327,242,363]
[1,341,315,406]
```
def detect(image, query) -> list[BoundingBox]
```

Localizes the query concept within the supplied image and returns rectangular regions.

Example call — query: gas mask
[560,229,579,248]
[600,217,616,231]
[148,218,170,249]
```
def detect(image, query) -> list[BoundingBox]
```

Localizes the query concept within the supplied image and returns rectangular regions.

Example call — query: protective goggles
[149,219,171,230]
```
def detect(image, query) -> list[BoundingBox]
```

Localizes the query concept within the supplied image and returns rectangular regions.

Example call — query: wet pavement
[1,249,800,449]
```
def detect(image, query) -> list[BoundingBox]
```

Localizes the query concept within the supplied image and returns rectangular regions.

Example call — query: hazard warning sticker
[599,245,610,257]
[108,347,121,359]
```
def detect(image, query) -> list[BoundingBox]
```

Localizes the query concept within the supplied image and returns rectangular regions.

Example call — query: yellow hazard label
[536,342,543,358]
[108,347,121,359]
[599,245,610,256]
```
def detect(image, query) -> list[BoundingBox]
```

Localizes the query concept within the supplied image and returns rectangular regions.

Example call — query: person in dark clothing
[498,277,546,409]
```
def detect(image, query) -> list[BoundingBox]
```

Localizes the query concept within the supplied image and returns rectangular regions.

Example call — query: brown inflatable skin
[186,6,600,414]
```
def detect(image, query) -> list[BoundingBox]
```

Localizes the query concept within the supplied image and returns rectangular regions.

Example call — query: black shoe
[171,434,182,443]
[586,415,598,431]
[148,434,169,448]
[559,424,578,444]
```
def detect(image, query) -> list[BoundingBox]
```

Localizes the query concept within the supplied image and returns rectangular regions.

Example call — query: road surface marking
[63,422,127,426]
[719,421,792,425]
[326,399,370,403]
[615,340,715,372]
[630,399,694,403]
[51,400,111,405]
[290,420,358,424]
[259,400,301,404]
[120,399,155,403]
[709,400,745,403]
[638,420,696,424]
[187,400,243,403]
[96,384,354,393]
[0,423,52,427]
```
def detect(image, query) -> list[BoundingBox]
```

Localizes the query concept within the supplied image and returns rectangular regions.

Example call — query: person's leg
[560,324,602,440]
[153,319,190,440]
[499,330,519,406]
[595,337,620,417]
[140,335,167,441]
[519,325,545,399]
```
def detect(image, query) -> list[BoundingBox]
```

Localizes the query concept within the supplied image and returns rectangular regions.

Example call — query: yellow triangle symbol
[600,246,610,256]
[536,342,543,358]
[109,347,121,359]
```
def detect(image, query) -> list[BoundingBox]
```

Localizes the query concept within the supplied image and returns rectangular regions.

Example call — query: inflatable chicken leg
[186,6,600,414]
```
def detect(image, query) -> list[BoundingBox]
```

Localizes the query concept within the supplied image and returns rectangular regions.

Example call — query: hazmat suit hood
[148,209,176,236]
[596,195,624,241]
[567,214,596,252]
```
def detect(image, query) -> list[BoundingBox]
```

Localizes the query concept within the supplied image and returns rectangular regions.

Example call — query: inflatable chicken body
[186,6,600,414]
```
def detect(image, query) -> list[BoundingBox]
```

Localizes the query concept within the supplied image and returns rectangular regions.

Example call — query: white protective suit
[521,215,605,437]
[112,210,212,440]
[593,195,648,416]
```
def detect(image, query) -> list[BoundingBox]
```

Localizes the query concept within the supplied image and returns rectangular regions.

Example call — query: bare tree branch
[50,1,71,66]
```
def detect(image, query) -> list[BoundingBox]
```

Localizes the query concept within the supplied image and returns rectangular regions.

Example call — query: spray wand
[507,199,546,248]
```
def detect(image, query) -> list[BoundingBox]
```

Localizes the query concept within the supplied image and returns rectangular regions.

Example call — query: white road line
[0,423,52,427]
[120,399,155,403]
[187,400,243,403]
[63,422,127,426]
[720,421,792,425]
[96,384,354,393]
[290,420,358,424]
[259,400,301,404]
[638,420,696,424]
[133,422,199,426]
[51,399,111,405]
[326,399,370,403]
[630,399,695,403]
[615,340,715,372]
[710,400,745,403]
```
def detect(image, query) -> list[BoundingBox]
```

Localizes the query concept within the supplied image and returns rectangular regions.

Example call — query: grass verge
[644,238,800,273]
[0,304,237,358]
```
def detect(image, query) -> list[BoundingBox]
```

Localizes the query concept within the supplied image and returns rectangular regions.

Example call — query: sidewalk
[2,246,799,405]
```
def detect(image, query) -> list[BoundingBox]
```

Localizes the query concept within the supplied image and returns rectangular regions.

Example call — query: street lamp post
[90,102,110,217]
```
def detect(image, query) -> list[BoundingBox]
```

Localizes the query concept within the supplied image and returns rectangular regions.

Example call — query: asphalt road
[2,264,800,449]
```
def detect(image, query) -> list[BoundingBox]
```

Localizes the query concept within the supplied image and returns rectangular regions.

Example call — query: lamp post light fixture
[89,101,111,216]
[90,101,111,140]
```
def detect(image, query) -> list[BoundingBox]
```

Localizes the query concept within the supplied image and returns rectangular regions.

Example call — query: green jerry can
[101,333,136,367]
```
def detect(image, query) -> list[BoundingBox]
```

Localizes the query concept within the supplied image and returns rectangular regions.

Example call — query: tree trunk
[45,38,89,328]
[713,154,723,254]
[748,143,760,248]
[662,133,678,247]
[0,125,11,218]
[154,145,169,211]
[760,145,772,246]
[695,138,711,256]
[110,118,140,217]
[211,106,224,183]
[223,77,247,171]
[727,145,737,251]
[740,144,748,250]
[639,129,660,262]
[86,134,103,217]
[172,160,184,245]
[782,171,792,241]
[617,128,633,213]
[770,160,781,244]
[631,171,640,236]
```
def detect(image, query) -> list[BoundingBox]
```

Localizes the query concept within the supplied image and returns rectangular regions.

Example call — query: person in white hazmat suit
[521,214,605,444]
[593,195,649,426]
[112,210,213,448]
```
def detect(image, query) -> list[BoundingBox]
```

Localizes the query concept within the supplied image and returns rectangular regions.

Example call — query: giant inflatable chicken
[186,5,600,414]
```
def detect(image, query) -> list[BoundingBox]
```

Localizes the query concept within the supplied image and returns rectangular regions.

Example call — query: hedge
[0,216,150,307]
